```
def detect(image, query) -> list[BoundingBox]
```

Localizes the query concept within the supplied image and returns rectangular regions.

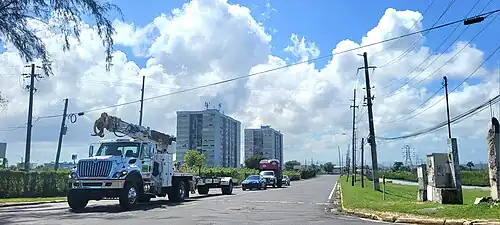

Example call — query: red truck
[259,159,282,188]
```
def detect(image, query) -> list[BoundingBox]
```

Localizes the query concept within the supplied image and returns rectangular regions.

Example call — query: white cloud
[0,1,499,167]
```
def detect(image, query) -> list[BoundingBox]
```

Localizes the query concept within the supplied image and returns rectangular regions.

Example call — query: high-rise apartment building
[176,109,241,168]
[244,125,283,166]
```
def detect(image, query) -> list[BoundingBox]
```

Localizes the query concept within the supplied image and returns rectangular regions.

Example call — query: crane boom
[91,112,176,152]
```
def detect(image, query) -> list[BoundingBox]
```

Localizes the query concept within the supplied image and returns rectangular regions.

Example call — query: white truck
[67,112,234,210]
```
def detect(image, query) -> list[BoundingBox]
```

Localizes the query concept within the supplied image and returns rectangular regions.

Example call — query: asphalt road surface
[0,175,384,225]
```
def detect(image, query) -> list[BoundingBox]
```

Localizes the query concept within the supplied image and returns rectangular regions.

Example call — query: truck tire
[169,180,187,202]
[277,179,283,188]
[67,190,88,210]
[221,181,233,195]
[198,185,209,195]
[119,182,138,210]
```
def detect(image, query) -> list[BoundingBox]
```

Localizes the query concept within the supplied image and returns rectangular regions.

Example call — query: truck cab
[259,170,276,187]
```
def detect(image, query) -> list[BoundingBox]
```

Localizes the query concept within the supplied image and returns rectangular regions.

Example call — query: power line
[381,0,495,97]
[377,94,500,140]
[380,86,444,124]
[380,0,485,93]
[32,9,500,120]
[377,0,457,69]
[370,0,438,56]
[379,41,500,124]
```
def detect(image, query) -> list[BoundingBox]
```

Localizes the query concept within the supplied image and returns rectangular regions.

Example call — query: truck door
[140,143,153,177]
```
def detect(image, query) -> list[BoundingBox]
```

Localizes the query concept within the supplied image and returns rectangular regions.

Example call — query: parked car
[241,175,267,191]
[282,175,291,186]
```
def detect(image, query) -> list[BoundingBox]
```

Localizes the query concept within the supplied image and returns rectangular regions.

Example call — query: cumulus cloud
[0,0,498,167]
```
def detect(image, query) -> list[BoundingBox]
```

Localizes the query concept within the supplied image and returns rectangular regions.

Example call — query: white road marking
[327,180,338,202]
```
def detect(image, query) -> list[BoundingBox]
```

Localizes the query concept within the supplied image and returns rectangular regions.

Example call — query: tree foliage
[0,0,122,105]
[183,149,206,176]
[323,162,334,173]
[244,154,266,170]
[284,160,300,170]
[0,0,122,71]
[466,161,475,170]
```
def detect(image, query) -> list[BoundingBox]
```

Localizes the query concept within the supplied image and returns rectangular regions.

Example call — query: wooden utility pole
[350,89,358,186]
[361,138,365,188]
[338,145,342,175]
[359,52,380,191]
[23,64,40,171]
[55,98,69,170]
[139,75,146,126]
[346,144,350,182]
[443,76,452,139]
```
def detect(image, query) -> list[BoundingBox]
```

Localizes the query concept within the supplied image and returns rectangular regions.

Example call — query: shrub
[0,170,69,198]
[284,170,301,181]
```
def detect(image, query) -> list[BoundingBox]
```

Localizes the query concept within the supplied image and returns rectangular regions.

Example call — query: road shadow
[70,199,197,213]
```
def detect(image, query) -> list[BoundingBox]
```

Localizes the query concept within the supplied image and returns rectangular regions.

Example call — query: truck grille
[77,160,113,178]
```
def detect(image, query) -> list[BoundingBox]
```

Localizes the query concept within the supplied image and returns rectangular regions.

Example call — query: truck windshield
[260,171,274,176]
[94,142,141,157]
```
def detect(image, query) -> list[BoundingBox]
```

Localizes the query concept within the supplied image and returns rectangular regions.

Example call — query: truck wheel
[221,182,233,195]
[169,180,186,202]
[67,190,88,210]
[198,186,209,195]
[277,179,283,188]
[119,182,138,210]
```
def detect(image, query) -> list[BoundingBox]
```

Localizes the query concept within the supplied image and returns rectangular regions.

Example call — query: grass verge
[340,177,498,220]
[0,197,66,204]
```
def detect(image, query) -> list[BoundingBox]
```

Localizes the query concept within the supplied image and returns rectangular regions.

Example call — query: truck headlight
[69,172,77,179]
[112,170,128,178]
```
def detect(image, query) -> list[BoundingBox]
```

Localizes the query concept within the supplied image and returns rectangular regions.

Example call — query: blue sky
[107,0,500,93]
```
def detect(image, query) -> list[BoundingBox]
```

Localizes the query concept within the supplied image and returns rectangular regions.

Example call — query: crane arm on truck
[91,112,176,152]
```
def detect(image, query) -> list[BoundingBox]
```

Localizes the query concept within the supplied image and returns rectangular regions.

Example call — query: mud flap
[189,178,196,194]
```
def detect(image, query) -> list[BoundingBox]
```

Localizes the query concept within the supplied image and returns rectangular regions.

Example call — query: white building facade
[244,125,283,166]
[176,109,241,168]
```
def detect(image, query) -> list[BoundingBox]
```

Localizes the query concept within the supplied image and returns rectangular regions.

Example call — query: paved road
[0,175,383,225]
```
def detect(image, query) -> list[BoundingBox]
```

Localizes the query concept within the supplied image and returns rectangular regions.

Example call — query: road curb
[336,183,500,225]
[0,200,67,208]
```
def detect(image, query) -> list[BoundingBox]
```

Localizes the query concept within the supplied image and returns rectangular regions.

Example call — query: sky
[0,0,499,167]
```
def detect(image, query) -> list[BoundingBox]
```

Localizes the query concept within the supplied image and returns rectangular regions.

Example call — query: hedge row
[0,167,318,198]
[0,170,69,198]
[379,170,490,187]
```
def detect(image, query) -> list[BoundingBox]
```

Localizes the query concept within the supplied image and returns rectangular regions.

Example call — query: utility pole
[359,52,380,191]
[139,75,146,126]
[361,138,365,188]
[350,89,358,186]
[23,64,41,171]
[443,76,452,139]
[338,145,342,175]
[346,144,350,182]
[54,98,69,170]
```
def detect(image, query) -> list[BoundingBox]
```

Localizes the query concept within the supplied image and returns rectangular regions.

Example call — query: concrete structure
[426,152,462,204]
[244,125,283,166]
[417,164,428,202]
[176,109,241,168]
[487,117,500,200]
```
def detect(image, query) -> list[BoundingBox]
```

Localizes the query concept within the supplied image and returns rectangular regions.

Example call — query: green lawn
[340,177,498,220]
[0,197,66,204]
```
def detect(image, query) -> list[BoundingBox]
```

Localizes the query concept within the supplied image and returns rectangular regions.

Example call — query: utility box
[427,153,453,188]
[417,164,428,202]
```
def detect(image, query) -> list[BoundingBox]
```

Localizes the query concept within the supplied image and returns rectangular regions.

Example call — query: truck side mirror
[88,145,94,157]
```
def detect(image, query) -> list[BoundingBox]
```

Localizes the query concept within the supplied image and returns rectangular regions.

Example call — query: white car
[282,175,291,186]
